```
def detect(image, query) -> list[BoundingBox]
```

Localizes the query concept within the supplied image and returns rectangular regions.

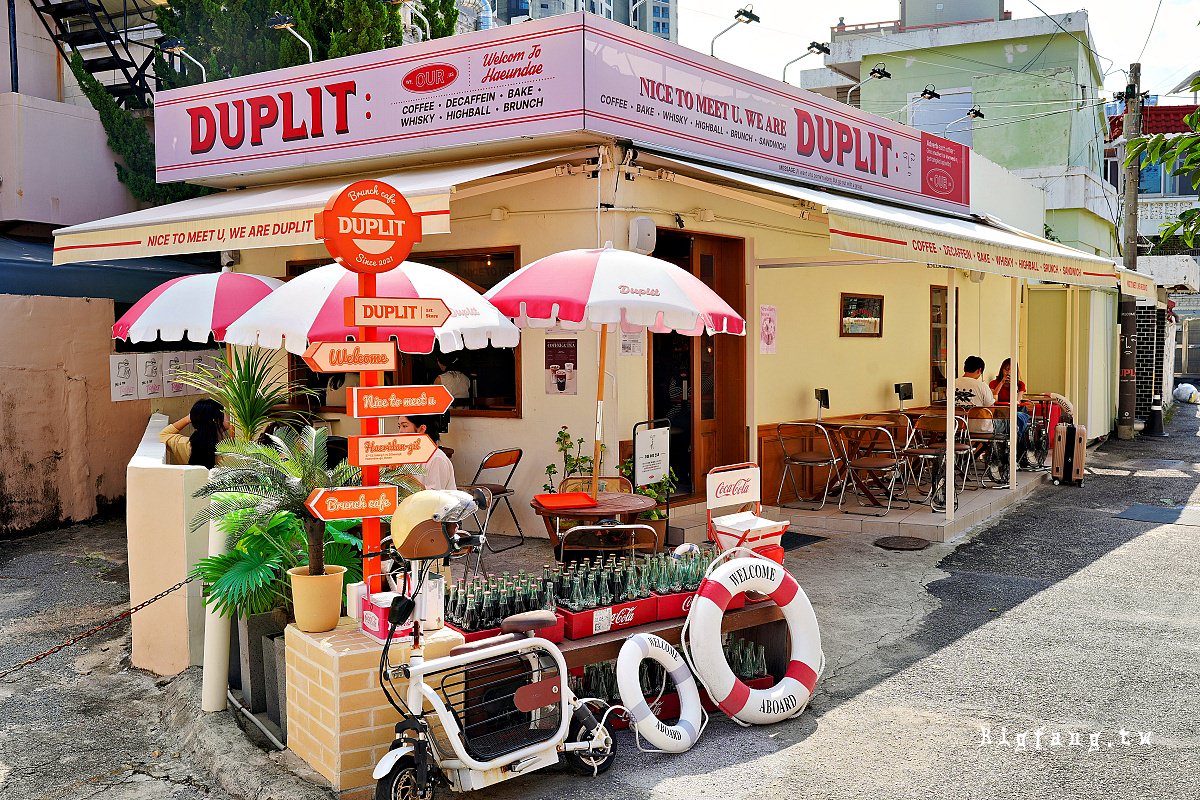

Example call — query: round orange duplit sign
[314,179,422,274]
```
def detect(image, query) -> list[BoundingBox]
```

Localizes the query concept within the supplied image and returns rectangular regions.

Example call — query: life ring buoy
[615,634,704,753]
[686,556,822,725]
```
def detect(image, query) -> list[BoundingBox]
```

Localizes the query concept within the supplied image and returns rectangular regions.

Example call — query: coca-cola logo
[618,285,661,297]
[714,478,752,498]
[682,595,694,612]
[403,63,459,93]
[926,168,956,196]
[612,606,637,625]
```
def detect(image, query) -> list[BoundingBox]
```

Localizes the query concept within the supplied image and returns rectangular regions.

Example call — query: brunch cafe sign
[154,14,969,215]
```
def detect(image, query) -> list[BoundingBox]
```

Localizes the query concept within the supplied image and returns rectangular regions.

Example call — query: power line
[1023,0,1114,72]
[858,97,1103,108]
[1136,0,1165,64]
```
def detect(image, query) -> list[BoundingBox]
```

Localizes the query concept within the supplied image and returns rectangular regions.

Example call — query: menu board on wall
[136,353,165,399]
[545,338,578,395]
[110,354,137,402]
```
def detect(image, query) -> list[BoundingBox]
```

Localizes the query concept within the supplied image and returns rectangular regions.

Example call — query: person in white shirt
[433,355,471,401]
[396,414,457,491]
[954,355,995,433]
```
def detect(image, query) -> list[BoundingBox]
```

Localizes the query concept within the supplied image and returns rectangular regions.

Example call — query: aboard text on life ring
[686,556,822,725]
[616,633,704,752]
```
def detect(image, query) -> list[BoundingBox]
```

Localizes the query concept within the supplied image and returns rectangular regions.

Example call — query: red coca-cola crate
[610,691,681,730]
[654,590,746,621]
[446,613,566,644]
[558,596,658,640]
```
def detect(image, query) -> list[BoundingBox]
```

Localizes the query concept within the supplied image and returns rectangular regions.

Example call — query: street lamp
[782,41,830,84]
[901,84,940,124]
[380,0,431,42]
[159,37,207,83]
[265,12,313,63]
[944,106,984,137]
[845,62,891,108]
[710,5,760,57]
[631,0,647,25]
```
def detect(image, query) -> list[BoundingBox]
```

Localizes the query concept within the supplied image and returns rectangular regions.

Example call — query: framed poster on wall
[839,293,884,338]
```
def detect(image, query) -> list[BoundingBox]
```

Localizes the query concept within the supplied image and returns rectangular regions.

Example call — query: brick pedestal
[285,618,464,799]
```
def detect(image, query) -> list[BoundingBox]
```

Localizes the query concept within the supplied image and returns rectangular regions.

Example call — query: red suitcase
[1051,423,1086,486]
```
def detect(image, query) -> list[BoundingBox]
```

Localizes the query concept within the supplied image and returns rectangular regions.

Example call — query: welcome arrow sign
[302,341,398,373]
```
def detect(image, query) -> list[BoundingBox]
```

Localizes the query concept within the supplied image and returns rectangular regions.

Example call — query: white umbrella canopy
[486,245,746,495]
[112,268,282,343]
[224,262,520,356]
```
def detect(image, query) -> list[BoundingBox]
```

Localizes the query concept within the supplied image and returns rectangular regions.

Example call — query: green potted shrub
[175,347,312,443]
[618,457,678,550]
[542,426,604,492]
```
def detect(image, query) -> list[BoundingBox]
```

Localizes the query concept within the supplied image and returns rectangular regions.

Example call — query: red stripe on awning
[54,240,143,252]
[829,228,909,247]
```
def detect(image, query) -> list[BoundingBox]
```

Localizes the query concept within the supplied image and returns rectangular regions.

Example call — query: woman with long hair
[160,398,228,468]
[988,358,1030,444]
[395,413,456,491]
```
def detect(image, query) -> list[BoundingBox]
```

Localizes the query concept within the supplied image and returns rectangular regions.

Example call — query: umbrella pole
[591,324,609,499]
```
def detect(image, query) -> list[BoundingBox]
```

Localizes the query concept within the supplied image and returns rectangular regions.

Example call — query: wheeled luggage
[1051,423,1086,486]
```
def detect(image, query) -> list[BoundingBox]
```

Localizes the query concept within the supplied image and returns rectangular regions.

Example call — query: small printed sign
[620,330,644,356]
[343,296,451,328]
[350,385,454,418]
[706,466,762,509]
[759,304,777,354]
[136,353,165,399]
[162,352,189,397]
[109,354,137,402]
[303,341,398,373]
[545,338,578,395]
[349,433,437,467]
[634,426,669,487]
[305,485,400,521]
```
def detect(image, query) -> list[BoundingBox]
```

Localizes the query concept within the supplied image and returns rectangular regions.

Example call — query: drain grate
[873,536,931,551]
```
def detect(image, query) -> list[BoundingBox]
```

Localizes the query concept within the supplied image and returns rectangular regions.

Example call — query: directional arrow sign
[344,297,451,328]
[302,341,398,373]
[349,433,437,467]
[350,385,455,418]
[305,485,400,521]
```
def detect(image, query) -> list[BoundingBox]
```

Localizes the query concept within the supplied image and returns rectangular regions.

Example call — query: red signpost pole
[359,272,382,584]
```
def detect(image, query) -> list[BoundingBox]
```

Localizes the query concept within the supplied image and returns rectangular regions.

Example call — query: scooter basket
[426,643,564,762]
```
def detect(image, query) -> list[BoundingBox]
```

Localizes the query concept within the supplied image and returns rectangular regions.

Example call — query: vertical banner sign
[545,338,578,395]
[634,426,669,487]
[314,179,424,587]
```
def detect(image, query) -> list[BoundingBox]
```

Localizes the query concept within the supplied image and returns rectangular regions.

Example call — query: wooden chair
[553,475,633,542]
[860,412,913,450]
[775,422,843,510]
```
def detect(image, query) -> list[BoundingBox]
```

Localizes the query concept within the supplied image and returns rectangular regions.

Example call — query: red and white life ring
[685,556,822,725]
[615,634,704,753]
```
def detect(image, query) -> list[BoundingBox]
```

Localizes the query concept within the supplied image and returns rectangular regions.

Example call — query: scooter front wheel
[376,757,422,800]
[563,714,617,776]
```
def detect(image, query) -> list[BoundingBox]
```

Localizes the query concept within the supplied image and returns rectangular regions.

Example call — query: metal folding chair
[836,424,911,517]
[775,422,843,510]
[461,448,525,557]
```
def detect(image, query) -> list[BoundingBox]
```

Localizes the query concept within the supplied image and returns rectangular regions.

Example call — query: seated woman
[989,358,1030,443]
[160,398,228,468]
[396,413,456,491]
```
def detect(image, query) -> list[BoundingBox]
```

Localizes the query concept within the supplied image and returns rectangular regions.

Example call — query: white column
[201,519,230,712]
[1010,277,1019,491]
[946,269,957,523]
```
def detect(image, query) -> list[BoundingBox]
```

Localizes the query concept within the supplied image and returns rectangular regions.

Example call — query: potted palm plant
[193,426,378,632]
[175,347,310,442]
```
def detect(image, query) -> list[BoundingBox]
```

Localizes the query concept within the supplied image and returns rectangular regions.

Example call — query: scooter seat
[500,610,559,634]
[448,632,526,657]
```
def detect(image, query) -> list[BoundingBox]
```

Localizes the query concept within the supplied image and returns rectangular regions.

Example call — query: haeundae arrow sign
[302,341,398,373]
[349,433,437,467]
[344,296,451,327]
[305,485,400,521]
[350,385,455,418]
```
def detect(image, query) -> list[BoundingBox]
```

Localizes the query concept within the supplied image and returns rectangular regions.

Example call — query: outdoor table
[830,422,904,509]
[531,491,657,546]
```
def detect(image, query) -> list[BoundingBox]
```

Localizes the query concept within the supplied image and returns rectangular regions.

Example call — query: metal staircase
[29,0,160,107]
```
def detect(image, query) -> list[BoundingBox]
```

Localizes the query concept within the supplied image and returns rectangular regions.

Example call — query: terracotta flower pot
[287,564,347,633]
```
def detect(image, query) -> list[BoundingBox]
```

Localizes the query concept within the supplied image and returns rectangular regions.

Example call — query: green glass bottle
[567,574,584,612]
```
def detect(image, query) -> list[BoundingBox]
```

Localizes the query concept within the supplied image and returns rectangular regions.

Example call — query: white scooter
[370,490,617,800]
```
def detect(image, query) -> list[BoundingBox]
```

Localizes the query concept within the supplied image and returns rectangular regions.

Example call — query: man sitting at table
[955,356,995,433]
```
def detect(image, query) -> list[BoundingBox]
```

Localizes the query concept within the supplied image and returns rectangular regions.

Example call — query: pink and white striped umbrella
[112,269,282,343]
[223,262,520,356]
[484,245,745,336]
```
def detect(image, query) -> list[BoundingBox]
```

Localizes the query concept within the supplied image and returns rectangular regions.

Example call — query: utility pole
[1116,62,1141,440]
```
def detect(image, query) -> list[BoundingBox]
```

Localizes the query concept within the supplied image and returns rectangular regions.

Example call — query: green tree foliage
[328,0,405,60]
[1126,75,1200,249]
[424,0,461,39]
[68,55,211,205]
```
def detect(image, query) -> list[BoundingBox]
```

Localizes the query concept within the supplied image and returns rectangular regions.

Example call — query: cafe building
[55,13,1124,543]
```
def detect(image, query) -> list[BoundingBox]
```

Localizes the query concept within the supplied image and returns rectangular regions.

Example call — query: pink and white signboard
[154,14,969,214]
[706,465,761,509]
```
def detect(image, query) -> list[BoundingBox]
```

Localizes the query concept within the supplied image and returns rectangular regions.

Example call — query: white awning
[1117,268,1158,302]
[643,155,1119,289]
[53,150,587,265]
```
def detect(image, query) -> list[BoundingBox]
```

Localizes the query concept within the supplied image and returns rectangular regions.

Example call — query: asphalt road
[3,407,1199,799]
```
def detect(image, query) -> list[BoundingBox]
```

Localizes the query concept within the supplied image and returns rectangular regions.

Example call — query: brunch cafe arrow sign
[305,485,400,521]
[302,341,398,373]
